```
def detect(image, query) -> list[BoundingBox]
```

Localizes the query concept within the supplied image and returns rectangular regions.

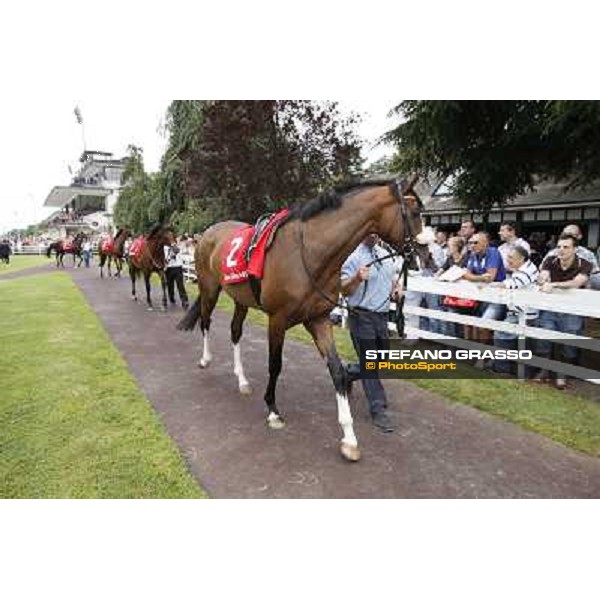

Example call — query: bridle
[298,178,423,333]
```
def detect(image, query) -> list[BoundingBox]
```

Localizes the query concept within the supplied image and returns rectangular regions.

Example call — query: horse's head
[147,224,174,248]
[375,180,427,251]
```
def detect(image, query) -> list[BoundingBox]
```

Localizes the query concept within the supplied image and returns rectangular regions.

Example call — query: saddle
[221,208,290,302]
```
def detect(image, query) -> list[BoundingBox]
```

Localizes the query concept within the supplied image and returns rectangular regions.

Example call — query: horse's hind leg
[197,279,220,368]
[231,302,251,394]
[304,317,360,462]
[107,256,113,278]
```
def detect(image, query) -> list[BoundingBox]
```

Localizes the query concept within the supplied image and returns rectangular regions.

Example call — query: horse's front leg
[144,272,153,310]
[160,270,168,311]
[264,315,287,429]
[304,317,360,462]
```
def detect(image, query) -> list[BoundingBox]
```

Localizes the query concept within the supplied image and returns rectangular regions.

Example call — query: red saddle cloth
[129,236,146,259]
[221,208,290,285]
[101,238,114,253]
[63,241,74,252]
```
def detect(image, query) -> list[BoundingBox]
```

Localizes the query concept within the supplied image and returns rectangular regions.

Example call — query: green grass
[0,272,205,498]
[189,285,600,458]
[0,254,50,275]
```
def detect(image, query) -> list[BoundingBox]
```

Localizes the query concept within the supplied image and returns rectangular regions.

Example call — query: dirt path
[71,268,600,498]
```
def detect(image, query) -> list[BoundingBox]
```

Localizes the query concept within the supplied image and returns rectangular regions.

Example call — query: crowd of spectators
[403,219,597,389]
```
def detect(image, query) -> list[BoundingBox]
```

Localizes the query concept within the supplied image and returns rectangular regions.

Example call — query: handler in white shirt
[164,236,189,309]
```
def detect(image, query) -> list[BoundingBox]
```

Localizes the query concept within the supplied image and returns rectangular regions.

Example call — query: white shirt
[164,244,183,268]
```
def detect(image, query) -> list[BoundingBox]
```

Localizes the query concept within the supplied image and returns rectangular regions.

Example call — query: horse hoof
[340,442,361,462]
[198,358,211,369]
[267,413,285,430]
[239,383,252,395]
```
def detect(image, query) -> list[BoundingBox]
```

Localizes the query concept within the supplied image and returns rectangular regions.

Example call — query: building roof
[422,179,600,214]
[44,185,111,208]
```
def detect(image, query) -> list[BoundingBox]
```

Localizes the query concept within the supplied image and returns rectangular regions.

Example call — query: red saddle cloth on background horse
[101,238,115,254]
[221,208,290,285]
[128,236,146,260]
[63,240,74,252]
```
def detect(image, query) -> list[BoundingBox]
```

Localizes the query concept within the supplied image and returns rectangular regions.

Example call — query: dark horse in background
[177,177,431,462]
[98,228,130,278]
[0,241,11,264]
[128,224,172,310]
[46,233,86,268]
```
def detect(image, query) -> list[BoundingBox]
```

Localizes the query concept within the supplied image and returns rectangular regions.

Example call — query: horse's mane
[287,178,395,222]
[146,224,164,240]
[114,228,124,239]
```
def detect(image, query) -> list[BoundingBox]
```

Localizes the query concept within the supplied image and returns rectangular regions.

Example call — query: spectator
[164,232,189,310]
[498,222,530,271]
[82,239,92,268]
[491,246,539,373]
[534,234,592,389]
[341,233,401,433]
[458,219,477,241]
[543,224,600,289]
[435,230,448,256]
[462,232,506,345]
[404,231,445,340]
[437,236,469,337]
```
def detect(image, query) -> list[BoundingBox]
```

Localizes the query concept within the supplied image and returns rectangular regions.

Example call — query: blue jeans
[535,310,583,361]
[405,290,443,338]
[83,249,91,267]
[347,311,389,416]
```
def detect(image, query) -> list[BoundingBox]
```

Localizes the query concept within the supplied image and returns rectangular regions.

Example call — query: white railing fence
[394,276,600,384]
[174,259,600,384]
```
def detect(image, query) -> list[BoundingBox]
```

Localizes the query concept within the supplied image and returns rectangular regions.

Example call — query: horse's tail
[177,297,201,331]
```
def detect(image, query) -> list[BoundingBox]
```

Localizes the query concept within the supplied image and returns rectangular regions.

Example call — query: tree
[113,145,154,233]
[163,100,363,227]
[383,100,600,216]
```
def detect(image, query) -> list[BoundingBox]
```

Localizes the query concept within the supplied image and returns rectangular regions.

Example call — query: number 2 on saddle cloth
[221,208,290,304]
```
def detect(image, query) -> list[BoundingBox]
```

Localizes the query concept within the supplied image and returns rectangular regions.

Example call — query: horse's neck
[302,193,388,277]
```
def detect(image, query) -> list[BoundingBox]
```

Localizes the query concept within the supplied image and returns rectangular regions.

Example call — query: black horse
[0,241,11,265]
[46,233,86,268]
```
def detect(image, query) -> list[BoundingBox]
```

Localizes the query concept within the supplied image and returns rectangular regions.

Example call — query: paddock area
[2,262,600,497]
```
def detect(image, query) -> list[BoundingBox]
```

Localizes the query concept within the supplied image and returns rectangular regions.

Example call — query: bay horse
[128,224,172,310]
[98,228,130,278]
[177,178,430,462]
[46,233,85,268]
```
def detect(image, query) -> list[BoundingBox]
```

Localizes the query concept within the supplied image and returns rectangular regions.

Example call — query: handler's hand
[392,285,404,300]
[356,266,370,281]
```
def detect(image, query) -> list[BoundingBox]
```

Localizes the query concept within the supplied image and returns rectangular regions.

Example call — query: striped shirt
[502,260,539,318]
[503,259,538,290]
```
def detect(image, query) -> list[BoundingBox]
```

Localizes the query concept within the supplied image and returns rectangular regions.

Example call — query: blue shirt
[466,246,506,281]
[341,243,396,312]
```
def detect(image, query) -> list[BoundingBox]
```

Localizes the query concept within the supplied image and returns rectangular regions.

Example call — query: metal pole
[517,309,527,381]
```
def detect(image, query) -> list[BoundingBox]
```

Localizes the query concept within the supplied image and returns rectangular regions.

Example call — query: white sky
[0,99,400,233]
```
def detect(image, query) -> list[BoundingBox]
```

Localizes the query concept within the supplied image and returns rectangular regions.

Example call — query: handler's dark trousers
[166,266,189,306]
[347,309,389,416]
